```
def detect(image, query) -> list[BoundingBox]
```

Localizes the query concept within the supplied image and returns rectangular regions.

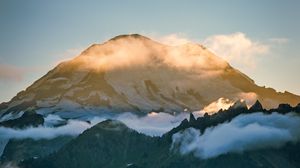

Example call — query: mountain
[1,34,299,118]
[21,120,168,168]
[1,136,73,164]
[20,105,300,168]
[0,109,43,129]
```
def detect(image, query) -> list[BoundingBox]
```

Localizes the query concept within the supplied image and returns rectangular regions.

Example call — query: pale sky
[0,0,299,102]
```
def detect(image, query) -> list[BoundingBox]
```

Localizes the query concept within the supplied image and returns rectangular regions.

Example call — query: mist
[0,111,190,141]
[116,112,189,136]
[172,112,300,159]
[0,116,105,156]
[0,111,190,156]
[0,118,99,140]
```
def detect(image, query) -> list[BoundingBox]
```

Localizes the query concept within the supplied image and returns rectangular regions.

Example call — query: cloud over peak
[204,32,269,69]
[149,32,271,70]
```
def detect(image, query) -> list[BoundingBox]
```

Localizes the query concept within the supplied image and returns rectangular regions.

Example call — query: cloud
[116,112,189,136]
[269,38,289,44]
[0,115,106,158]
[74,35,228,77]
[142,32,271,71]
[204,32,269,68]
[52,47,85,67]
[0,111,189,161]
[151,33,191,46]
[171,112,300,159]
[0,111,190,156]
[238,92,258,107]
[0,64,24,82]
[0,111,189,142]
[0,120,93,140]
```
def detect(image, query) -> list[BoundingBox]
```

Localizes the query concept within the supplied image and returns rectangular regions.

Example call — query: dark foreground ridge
[0,109,44,129]
[166,100,300,137]
[10,100,300,168]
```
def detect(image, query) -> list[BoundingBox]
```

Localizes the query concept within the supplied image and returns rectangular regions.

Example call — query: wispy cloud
[60,48,84,60]
[0,64,24,82]
[53,47,85,65]
[269,38,289,44]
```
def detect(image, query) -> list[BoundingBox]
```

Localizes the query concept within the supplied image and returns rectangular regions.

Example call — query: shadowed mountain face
[1,34,299,117]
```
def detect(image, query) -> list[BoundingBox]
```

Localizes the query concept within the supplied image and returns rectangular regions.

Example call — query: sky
[0,0,299,102]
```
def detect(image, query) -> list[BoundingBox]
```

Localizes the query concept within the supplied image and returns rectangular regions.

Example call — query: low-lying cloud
[0,119,95,140]
[172,112,300,159]
[0,111,189,142]
[0,111,189,156]
[116,112,189,136]
[0,111,191,157]
[0,115,104,156]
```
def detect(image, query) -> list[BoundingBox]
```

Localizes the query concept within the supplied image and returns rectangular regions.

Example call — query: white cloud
[203,32,269,68]
[172,112,300,159]
[0,112,189,141]
[76,35,228,74]
[0,120,92,140]
[116,112,189,136]
[238,92,258,107]
[152,33,191,46]
[146,32,270,70]
[269,38,289,44]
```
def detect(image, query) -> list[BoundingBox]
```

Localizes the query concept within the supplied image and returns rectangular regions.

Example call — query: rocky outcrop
[0,110,44,129]
[249,100,263,112]
[167,100,300,137]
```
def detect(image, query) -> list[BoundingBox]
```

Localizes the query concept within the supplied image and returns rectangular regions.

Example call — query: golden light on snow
[68,35,229,78]
[202,97,234,114]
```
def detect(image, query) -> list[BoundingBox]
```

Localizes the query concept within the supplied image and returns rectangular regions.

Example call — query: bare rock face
[249,100,263,112]
[1,34,300,117]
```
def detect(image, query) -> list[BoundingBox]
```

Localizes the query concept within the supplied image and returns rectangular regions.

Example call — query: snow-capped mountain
[0,34,299,118]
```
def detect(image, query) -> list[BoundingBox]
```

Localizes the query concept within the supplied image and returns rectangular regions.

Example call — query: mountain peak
[1,34,300,117]
[229,100,248,110]
[94,119,129,131]
[109,34,150,41]
[249,100,263,112]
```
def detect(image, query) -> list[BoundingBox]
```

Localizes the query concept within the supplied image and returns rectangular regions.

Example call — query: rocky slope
[1,34,299,118]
